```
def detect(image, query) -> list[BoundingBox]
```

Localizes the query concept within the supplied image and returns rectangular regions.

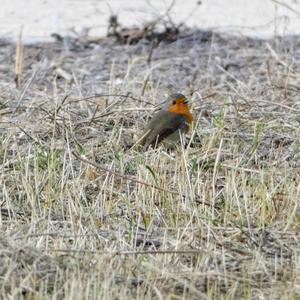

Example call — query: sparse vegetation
[1,26,300,299]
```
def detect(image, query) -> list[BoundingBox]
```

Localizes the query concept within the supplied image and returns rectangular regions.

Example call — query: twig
[70,93,156,106]
[271,0,300,16]
[49,248,210,256]
[14,26,24,87]
[266,42,292,70]
[2,121,43,147]
[55,67,73,82]
[10,69,37,118]
[72,151,218,209]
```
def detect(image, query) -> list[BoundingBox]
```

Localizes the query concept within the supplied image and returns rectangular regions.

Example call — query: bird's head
[161,93,192,124]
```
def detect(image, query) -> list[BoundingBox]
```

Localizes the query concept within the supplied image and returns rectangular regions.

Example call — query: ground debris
[1,27,300,298]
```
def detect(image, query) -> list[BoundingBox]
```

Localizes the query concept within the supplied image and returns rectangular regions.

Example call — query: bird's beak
[183,99,189,105]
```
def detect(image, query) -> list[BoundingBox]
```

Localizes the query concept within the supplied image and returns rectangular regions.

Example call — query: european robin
[138,93,193,149]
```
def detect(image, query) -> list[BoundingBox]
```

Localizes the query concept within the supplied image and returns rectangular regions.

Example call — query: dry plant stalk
[14,26,24,87]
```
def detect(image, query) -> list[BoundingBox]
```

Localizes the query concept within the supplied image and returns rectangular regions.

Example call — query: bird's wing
[141,111,187,148]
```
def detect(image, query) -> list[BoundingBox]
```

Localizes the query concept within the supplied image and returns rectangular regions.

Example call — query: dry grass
[1,30,300,299]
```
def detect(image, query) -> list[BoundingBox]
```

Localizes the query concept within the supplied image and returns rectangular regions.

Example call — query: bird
[138,93,193,149]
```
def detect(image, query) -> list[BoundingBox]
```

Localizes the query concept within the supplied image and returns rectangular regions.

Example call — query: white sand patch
[1,0,300,42]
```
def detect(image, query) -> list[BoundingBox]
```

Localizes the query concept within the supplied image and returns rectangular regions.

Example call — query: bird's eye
[172,101,176,105]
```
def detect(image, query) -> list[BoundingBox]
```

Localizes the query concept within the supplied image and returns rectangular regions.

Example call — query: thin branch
[271,0,300,16]
[72,151,219,209]
[49,248,210,256]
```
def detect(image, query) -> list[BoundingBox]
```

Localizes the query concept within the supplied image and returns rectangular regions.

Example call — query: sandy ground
[2,0,300,43]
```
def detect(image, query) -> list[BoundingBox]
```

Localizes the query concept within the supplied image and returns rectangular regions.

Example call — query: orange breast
[168,103,193,128]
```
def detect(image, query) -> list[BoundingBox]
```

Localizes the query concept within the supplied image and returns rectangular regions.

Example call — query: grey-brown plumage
[139,111,188,149]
